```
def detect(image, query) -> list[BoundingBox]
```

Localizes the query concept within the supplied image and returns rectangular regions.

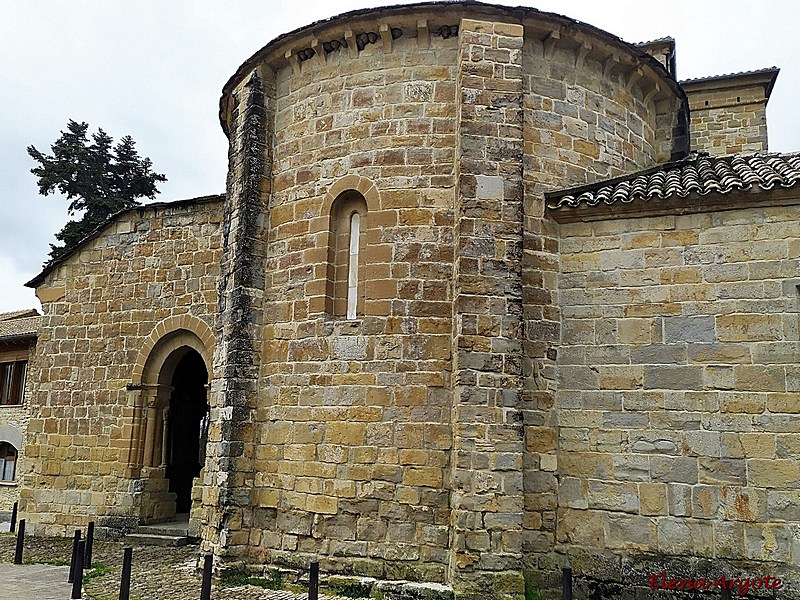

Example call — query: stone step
[125,532,192,547]
[137,523,192,537]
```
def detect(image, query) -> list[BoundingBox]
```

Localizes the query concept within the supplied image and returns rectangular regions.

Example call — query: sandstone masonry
[18,3,800,599]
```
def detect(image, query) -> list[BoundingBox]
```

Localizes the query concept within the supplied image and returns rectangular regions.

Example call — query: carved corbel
[284,48,300,75]
[311,38,326,66]
[344,30,359,58]
[575,41,592,69]
[543,29,560,59]
[644,80,662,105]
[603,52,620,77]
[380,24,393,53]
[626,67,644,93]
[417,19,429,50]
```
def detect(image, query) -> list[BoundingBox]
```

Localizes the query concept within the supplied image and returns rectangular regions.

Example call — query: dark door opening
[166,349,209,514]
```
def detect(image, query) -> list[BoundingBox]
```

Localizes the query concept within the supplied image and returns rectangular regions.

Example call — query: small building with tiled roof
[15,3,800,599]
[0,308,40,516]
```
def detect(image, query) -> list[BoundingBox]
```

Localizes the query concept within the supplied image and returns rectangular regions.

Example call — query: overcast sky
[2,1,798,312]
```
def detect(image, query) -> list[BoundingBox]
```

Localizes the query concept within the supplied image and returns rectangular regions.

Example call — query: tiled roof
[0,309,39,322]
[636,36,675,46]
[547,153,800,211]
[679,67,779,86]
[0,310,40,341]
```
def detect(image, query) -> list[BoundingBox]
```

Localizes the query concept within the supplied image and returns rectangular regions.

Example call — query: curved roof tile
[547,152,800,211]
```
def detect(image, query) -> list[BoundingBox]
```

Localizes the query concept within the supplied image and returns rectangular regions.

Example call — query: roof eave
[548,180,800,224]
[218,0,685,137]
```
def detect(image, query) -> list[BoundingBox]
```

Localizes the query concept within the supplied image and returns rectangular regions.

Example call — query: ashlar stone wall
[241,21,460,584]
[682,70,776,157]
[555,199,800,591]
[22,197,223,536]
[211,3,688,595]
[687,86,768,156]
[518,18,686,581]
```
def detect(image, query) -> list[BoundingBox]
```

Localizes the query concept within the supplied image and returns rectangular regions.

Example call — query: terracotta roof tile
[547,153,800,211]
[0,313,40,341]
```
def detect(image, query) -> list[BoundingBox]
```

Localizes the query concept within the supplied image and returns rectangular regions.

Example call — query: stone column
[450,18,526,599]
[204,67,272,560]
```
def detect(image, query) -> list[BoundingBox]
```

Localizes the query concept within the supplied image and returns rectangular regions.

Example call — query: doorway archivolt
[127,315,214,523]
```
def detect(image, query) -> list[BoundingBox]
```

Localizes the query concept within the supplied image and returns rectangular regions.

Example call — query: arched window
[0,442,17,481]
[347,212,360,319]
[327,191,367,318]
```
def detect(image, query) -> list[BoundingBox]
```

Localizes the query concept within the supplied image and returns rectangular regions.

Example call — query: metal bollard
[119,547,133,600]
[71,540,85,600]
[10,501,17,533]
[68,529,82,583]
[309,561,319,600]
[13,518,25,564]
[200,554,212,600]
[84,521,95,569]
[562,567,573,600]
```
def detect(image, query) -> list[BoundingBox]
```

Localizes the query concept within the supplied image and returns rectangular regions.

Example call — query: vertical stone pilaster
[450,18,525,599]
[204,68,273,560]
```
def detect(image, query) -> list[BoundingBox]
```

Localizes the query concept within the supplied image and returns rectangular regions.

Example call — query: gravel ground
[0,532,352,600]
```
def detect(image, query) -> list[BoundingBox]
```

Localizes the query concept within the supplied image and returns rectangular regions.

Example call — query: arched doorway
[128,317,214,525]
[166,349,209,514]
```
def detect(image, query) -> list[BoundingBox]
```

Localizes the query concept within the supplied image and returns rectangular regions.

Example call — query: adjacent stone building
[0,309,39,516]
[18,2,800,599]
[23,195,223,530]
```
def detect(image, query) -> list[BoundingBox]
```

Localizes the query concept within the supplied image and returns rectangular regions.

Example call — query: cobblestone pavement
[0,533,351,600]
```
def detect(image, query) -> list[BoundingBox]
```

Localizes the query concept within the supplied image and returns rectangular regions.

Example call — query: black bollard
[562,567,573,600]
[71,540,85,600]
[10,501,17,533]
[84,521,95,569]
[200,554,212,600]
[68,529,82,583]
[309,561,319,600]
[13,518,25,564]
[119,547,133,600]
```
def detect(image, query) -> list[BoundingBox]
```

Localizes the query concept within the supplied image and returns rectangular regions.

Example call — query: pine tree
[28,120,167,262]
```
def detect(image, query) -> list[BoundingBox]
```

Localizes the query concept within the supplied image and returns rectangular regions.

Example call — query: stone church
[11,2,800,598]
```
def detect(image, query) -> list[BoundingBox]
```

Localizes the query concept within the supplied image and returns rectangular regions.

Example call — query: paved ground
[0,563,74,600]
[0,532,353,600]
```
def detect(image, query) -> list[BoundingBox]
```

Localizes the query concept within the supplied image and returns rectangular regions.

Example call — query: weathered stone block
[556,508,604,547]
[588,480,639,513]
[644,366,703,390]
[663,316,715,343]
[748,459,800,488]
[698,457,746,485]
[651,457,698,484]
[603,513,656,551]
[656,517,713,556]
[639,483,667,516]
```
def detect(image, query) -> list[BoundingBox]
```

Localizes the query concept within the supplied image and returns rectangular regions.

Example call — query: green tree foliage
[27,120,167,262]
